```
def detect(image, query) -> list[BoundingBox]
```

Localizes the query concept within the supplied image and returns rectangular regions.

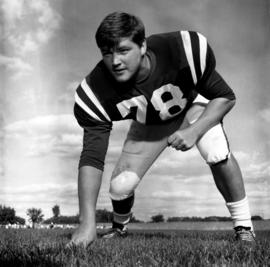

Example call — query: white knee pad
[196,123,230,165]
[109,171,141,200]
[186,99,230,165]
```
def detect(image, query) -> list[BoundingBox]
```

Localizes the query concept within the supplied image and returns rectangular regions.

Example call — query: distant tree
[130,214,143,223]
[15,216,25,225]
[43,209,143,225]
[151,214,165,223]
[43,215,79,225]
[0,205,26,225]
[167,217,183,222]
[96,209,113,222]
[0,205,16,224]
[252,215,263,221]
[204,216,231,222]
[52,205,60,218]
[27,208,44,228]
[204,216,219,222]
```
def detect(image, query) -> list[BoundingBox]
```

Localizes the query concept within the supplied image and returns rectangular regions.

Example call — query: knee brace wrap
[109,171,140,200]
[186,101,230,165]
[196,123,230,165]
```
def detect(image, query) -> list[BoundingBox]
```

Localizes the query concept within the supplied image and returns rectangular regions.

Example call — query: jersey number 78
[116,84,187,123]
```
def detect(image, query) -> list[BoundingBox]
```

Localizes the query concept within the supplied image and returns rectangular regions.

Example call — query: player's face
[101,38,146,83]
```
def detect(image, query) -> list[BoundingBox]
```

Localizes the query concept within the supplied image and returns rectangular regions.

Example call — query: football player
[69,12,255,247]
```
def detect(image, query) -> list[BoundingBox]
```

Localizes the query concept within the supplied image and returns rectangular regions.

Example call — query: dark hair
[95,12,145,49]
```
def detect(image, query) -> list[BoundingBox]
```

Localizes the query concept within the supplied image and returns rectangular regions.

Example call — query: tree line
[0,205,264,228]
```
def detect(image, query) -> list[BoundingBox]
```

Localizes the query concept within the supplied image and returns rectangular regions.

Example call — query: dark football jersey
[74,31,235,170]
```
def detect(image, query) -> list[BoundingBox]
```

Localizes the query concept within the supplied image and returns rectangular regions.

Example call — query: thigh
[112,119,183,178]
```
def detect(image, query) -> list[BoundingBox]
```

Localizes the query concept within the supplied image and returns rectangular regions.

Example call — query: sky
[0,0,269,222]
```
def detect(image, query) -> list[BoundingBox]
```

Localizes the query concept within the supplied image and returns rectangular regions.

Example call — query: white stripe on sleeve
[81,79,111,122]
[197,32,207,75]
[75,92,103,122]
[180,31,197,84]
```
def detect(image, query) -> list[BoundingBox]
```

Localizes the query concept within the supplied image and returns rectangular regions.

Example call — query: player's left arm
[168,34,236,150]
[168,97,235,151]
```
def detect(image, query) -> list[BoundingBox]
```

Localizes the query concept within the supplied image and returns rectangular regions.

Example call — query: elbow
[229,98,236,109]
[223,89,236,109]
[224,98,236,114]
[218,97,236,112]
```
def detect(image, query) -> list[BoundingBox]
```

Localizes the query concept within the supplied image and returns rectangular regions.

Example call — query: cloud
[0,54,33,78]
[0,183,78,219]
[259,107,270,123]
[0,0,24,23]
[4,114,132,161]
[5,114,78,136]
[1,0,62,55]
[4,114,82,158]
[0,165,4,177]
[0,0,61,80]
[233,150,270,182]
[0,183,75,198]
[57,81,79,104]
[26,133,82,158]
[149,147,209,178]
[247,186,270,199]
[245,163,270,181]
[152,190,194,200]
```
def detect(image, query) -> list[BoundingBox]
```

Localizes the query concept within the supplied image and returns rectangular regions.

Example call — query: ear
[140,39,147,56]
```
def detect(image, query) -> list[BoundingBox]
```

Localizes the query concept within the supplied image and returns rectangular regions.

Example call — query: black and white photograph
[1,0,269,266]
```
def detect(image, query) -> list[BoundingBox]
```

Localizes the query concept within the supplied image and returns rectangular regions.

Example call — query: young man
[70,12,255,247]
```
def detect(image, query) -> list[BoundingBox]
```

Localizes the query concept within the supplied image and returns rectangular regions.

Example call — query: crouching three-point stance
[69,12,255,247]
[106,98,254,241]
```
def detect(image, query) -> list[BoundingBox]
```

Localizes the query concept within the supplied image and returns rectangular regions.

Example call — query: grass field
[1,222,270,267]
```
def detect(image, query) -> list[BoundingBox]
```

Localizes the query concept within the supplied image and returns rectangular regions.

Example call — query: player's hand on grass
[66,223,97,249]
[168,128,198,151]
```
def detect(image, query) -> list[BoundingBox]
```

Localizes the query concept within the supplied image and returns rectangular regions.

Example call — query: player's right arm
[74,77,113,173]
[70,78,112,245]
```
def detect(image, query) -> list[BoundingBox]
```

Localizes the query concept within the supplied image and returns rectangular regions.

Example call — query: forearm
[78,166,103,222]
[189,97,235,140]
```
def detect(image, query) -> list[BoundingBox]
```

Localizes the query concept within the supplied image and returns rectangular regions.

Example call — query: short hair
[95,12,145,49]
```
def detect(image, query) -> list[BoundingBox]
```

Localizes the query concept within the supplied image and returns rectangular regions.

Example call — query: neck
[136,54,151,83]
